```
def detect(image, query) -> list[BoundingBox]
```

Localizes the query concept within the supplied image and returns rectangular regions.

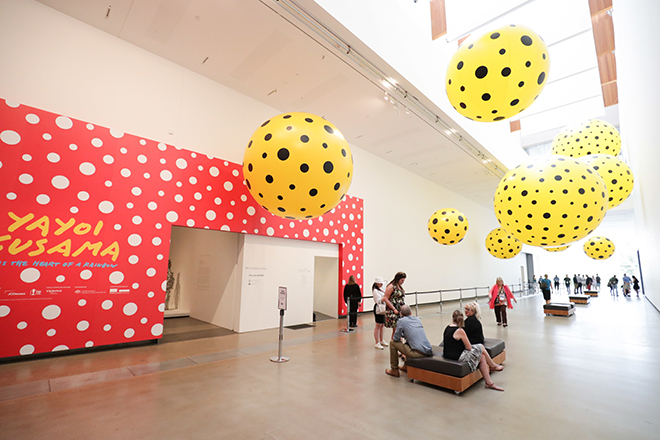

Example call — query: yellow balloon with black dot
[428,209,469,245]
[583,236,615,260]
[243,112,353,220]
[542,244,570,252]
[494,155,608,247]
[485,227,522,259]
[446,24,550,122]
[551,119,621,157]
[579,154,634,209]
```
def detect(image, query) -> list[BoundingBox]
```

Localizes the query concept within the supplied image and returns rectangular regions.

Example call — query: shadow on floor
[161,317,235,343]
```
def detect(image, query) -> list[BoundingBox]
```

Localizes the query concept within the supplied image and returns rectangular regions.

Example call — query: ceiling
[35,0,619,211]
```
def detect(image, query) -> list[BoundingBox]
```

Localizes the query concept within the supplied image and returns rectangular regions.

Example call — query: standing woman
[343,275,362,328]
[632,275,641,297]
[489,277,517,327]
[372,277,388,349]
[383,272,406,340]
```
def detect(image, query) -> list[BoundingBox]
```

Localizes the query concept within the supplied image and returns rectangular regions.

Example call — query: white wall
[168,226,241,330]
[0,0,523,323]
[238,235,338,332]
[613,0,660,307]
[313,256,339,318]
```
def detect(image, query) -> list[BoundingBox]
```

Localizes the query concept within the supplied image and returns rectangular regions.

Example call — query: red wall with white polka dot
[0,99,363,359]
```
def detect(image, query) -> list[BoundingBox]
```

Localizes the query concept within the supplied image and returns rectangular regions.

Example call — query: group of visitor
[608,274,641,297]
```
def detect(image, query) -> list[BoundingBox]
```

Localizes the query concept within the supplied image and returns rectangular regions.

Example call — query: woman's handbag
[375,301,387,315]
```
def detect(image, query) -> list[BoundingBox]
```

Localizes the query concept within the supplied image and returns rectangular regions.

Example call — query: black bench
[406,338,505,394]
[543,302,576,317]
[584,290,599,297]
[568,294,590,304]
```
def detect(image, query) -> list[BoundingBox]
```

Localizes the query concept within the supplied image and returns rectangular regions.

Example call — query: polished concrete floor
[1,290,659,440]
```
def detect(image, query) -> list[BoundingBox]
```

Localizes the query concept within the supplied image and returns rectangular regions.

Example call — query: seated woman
[464,301,484,344]
[443,309,504,391]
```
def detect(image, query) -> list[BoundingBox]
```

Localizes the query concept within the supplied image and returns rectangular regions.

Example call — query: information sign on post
[271,286,290,363]
[278,286,287,310]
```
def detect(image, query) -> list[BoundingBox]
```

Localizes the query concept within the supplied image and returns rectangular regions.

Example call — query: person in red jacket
[489,277,517,327]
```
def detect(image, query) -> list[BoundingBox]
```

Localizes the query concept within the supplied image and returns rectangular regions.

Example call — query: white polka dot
[26,113,40,124]
[103,324,111,331]
[174,194,183,203]
[1,130,21,145]
[123,303,138,316]
[91,138,103,147]
[56,116,73,129]
[176,158,187,169]
[0,305,10,317]
[189,177,197,185]
[176,182,182,187]
[99,201,114,214]
[158,142,167,151]
[343,224,349,231]
[127,234,142,246]
[267,227,275,236]
[19,173,33,184]
[85,341,94,347]
[158,303,165,312]
[232,169,240,177]
[132,216,142,225]
[160,170,172,181]
[151,323,164,336]
[52,345,69,352]
[323,228,329,236]
[260,217,267,225]
[128,255,139,264]
[148,291,155,298]
[46,329,56,336]
[120,168,131,178]
[47,152,60,163]
[102,300,113,310]
[124,328,135,338]
[303,229,310,237]
[152,237,162,246]
[42,304,61,320]
[56,275,65,282]
[357,238,362,245]
[20,268,40,283]
[17,321,27,330]
[70,206,78,214]
[143,173,150,179]
[109,271,125,284]
[22,154,32,161]
[207,166,220,178]
[79,162,96,176]
[126,202,134,209]
[191,152,197,158]
[186,219,195,227]
[105,181,112,187]
[136,155,147,164]
[214,198,222,205]
[139,139,146,145]
[78,299,86,306]
[148,201,158,210]
[110,129,124,138]
[146,268,156,277]
[69,143,78,150]
[226,212,234,220]
[80,270,92,280]
[141,317,148,324]
[20,345,35,355]
[129,187,142,196]
[166,211,178,222]
[36,194,50,205]
[247,206,256,216]
[157,254,164,260]
[348,254,354,261]
[51,175,69,189]
[206,210,217,221]
[114,223,122,230]
[100,155,114,165]
[224,181,233,191]
[132,283,139,289]
[194,192,202,200]
[77,320,89,331]
[221,225,231,231]
[155,223,162,229]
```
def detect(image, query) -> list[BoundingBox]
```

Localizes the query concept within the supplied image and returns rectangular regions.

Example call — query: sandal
[490,365,504,372]
[485,382,504,391]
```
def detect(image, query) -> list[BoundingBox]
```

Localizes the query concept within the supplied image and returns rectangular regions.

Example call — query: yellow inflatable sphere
[580,154,634,209]
[583,236,615,260]
[428,209,469,245]
[446,24,550,122]
[542,244,570,252]
[243,112,353,219]
[485,227,522,259]
[551,119,621,157]
[494,156,608,247]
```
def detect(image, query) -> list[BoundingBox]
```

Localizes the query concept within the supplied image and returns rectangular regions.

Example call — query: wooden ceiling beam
[430,0,447,40]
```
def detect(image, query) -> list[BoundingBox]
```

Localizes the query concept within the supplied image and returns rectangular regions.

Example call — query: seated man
[386,305,432,377]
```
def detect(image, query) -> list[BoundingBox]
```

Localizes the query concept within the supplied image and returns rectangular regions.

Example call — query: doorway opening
[313,256,339,322]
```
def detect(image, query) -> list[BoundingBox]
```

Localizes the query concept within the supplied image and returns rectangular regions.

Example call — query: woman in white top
[372,277,388,349]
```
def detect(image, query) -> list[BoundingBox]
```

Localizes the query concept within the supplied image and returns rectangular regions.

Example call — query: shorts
[373,305,385,324]
[542,289,551,301]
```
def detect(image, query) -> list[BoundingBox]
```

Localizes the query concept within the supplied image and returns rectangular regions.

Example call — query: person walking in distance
[488,277,517,327]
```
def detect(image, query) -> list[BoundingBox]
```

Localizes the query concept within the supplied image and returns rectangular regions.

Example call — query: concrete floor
[1,290,659,440]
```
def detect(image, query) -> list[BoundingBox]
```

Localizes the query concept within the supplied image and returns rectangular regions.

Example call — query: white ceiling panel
[520,95,605,137]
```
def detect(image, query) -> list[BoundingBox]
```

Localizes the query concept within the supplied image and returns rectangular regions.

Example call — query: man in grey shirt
[386,305,432,377]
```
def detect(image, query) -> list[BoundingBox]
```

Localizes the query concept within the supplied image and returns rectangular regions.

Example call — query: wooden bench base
[407,351,505,394]
[543,304,576,317]
[584,290,599,297]
[569,296,590,304]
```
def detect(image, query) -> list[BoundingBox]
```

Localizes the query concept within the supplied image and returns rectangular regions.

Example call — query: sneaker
[380,341,388,347]
[374,343,384,350]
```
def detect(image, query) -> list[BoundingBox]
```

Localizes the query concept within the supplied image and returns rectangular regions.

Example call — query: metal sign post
[270,286,290,363]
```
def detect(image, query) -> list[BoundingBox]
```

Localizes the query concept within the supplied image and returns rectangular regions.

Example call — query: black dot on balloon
[445,229,451,234]
[494,117,504,121]
[341,149,347,157]
[262,152,267,159]
[448,79,452,85]
[527,214,533,219]
[300,208,306,212]
[283,115,292,119]
[286,126,292,131]
[482,93,491,101]
[521,35,532,46]
[458,216,464,222]
[526,61,531,67]
[491,32,500,39]
[277,207,286,212]
[323,161,334,173]
[510,99,519,106]
[265,133,272,141]
[300,135,309,143]
[521,190,528,196]
[460,102,467,109]
[300,163,309,173]
[543,213,551,219]
[501,67,511,77]
[507,210,512,215]
[612,179,618,184]
[258,193,263,198]
[324,125,334,134]
[532,200,537,205]
[555,175,562,181]
[468,44,473,49]
[457,61,464,70]
[538,72,546,85]
[261,120,271,127]
[277,148,290,161]
[277,195,283,200]
[320,204,326,209]
[526,225,532,230]
[248,163,253,172]
[246,180,251,189]
[499,49,506,55]
[304,118,313,123]
[334,182,340,191]
[265,175,273,184]
[309,189,318,197]
[583,203,588,208]
[578,188,585,194]
[518,81,525,87]
[460,86,465,92]
[475,66,488,79]
[492,110,498,114]
[587,216,593,222]
[289,184,295,190]
[248,140,253,148]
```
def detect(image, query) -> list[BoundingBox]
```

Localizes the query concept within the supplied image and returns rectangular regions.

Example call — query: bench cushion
[569,295,589,300]
[543,303,575,311]
[406,338,506,378]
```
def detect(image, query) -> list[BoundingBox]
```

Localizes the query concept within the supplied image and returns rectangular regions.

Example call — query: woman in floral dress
[383,272,407,340]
